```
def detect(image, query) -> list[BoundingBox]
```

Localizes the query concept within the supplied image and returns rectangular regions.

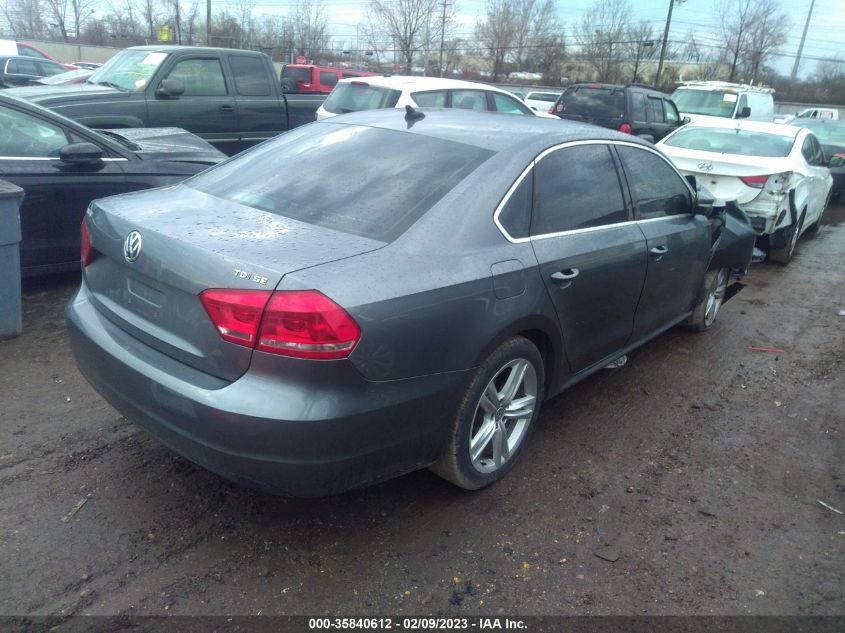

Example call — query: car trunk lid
[83,185,385,382]
[665,149,793,204]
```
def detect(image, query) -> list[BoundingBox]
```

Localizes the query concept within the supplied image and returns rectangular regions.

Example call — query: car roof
[334,75,518,95]
[684,118,801,138]
[321,107,650,153]
[125,45,264,55]
[0,55,62,63]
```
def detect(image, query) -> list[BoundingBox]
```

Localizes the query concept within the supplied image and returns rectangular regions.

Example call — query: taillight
[739,175,769,188]
[257,291,360,359]
[547,106,554,114]
[200,289,360,360]
[619,122,632,134]
[200,289,272,346]
[80,216,97,267]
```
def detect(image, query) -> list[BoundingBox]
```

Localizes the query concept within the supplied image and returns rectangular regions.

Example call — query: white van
[671,81,775,124]
[775,107,838,124]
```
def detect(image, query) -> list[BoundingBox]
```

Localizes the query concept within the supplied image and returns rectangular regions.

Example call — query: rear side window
[532,144,627,235]
[37,61,65,76]
[555,86,624,120]
[631,93,647,122]
[617,146,692,220]
[452,90,487,111]
[319,71,339,87]
[229,55,271,96]
[412,90,447,107]
[647,97,664,123]
[17,45,48,59]
[189,124,494,242]
[497,171,532,239]
[664,100,679,124]
[322,83,401,114]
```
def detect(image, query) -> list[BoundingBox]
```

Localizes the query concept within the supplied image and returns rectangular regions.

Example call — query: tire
[430,336,545,490]
[682,267,729,332]
[768,213,804,265]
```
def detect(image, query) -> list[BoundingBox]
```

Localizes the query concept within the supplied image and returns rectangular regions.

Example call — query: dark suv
[551,83,684,143]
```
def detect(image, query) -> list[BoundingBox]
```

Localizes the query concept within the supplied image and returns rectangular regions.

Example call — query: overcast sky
[246,0,844,79]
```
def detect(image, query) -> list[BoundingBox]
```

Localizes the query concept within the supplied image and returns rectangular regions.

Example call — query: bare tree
[1,0,46,37]
[70,0,95,38]
[182,0,200,44]
[43,0,71,40]
[626,21,655,83]
[291,0,329,62]
[475,0,517,81]
[718,0,789,83]
[368,0,439,74]
[575,0,631,83]
[138,0,157,41]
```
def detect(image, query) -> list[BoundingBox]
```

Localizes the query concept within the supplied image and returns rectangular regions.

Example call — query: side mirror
[828,154,845,168]
[693,184,723,218]
[736,106,751,119]
[59,142,103,165]
[681,116,691,125]
[156,78,185,98]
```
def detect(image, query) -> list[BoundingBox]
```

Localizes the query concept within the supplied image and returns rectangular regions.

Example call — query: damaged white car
[658,119,837,264]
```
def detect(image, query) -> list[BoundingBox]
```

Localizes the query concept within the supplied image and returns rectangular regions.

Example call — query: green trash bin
[0,179,24,340]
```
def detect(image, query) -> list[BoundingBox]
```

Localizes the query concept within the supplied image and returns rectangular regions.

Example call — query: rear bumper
[65,284,471,497]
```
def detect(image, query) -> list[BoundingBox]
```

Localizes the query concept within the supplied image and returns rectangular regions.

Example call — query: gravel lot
[2,202,844,619]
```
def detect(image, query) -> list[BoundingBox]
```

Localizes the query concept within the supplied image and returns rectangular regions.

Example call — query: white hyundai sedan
[657,119,835,264]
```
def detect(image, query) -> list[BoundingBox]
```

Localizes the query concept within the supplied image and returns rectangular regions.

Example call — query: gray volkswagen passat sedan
[66,109,751,496]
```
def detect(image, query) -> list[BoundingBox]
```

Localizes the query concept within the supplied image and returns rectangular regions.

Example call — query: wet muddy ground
[2,203,843,618]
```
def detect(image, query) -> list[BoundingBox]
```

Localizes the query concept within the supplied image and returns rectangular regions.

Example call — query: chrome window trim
[0,156,129,161]
[493,139,696,244]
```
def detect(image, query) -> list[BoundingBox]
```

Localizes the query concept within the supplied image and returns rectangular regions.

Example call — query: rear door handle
[650,245,669,256]
[220,104,235,112]
[550,268,579,283]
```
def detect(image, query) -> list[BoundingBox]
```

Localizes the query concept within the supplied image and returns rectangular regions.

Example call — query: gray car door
[530,142,648,373]
[615,144,711,341]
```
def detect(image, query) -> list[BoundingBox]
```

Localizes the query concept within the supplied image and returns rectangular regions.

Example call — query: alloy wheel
[469,359,537,474]
[704,269,728,328]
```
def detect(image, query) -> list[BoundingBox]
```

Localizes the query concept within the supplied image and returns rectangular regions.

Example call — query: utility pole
[438,0,449,77]
[655,0,683,88]
[791,0,816,80]
[206,0,211,45]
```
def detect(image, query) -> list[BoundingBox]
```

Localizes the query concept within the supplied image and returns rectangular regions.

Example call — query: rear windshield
[281,66,311,86]
[664,127,794,157]
[188,124,494,242]
[322,83,401,114]
[791,121,845,144]
[556,86,624,119]
[671,89,738,118]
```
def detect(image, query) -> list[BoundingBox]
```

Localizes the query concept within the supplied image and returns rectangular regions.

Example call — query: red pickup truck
[280,64,376,94]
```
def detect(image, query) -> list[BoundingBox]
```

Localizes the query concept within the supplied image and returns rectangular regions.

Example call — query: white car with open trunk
[657,119,837,264]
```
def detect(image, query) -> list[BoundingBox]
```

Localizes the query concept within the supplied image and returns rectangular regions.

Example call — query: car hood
[98,127,226,164]
[5,83,126,104]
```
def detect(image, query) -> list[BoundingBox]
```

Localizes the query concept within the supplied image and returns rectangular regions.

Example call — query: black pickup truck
[6,46,325,155]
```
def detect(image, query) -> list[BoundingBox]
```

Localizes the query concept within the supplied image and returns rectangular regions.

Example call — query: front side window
[532,144,628,235]
[664,100,679,124]
[229,55,270,96]
[0,104,69,157]
[451,90,486,111]
[617,146,692,220]
[491,93,531,115]
[412,90,447,107]
[7,58,39,75]
[164,58,227,96]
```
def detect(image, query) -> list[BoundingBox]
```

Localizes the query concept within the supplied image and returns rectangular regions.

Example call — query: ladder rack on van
[677,80,775,94]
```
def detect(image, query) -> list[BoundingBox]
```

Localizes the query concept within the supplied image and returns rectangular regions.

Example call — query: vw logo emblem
[123,231,142,263]
[698,161,714,172]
